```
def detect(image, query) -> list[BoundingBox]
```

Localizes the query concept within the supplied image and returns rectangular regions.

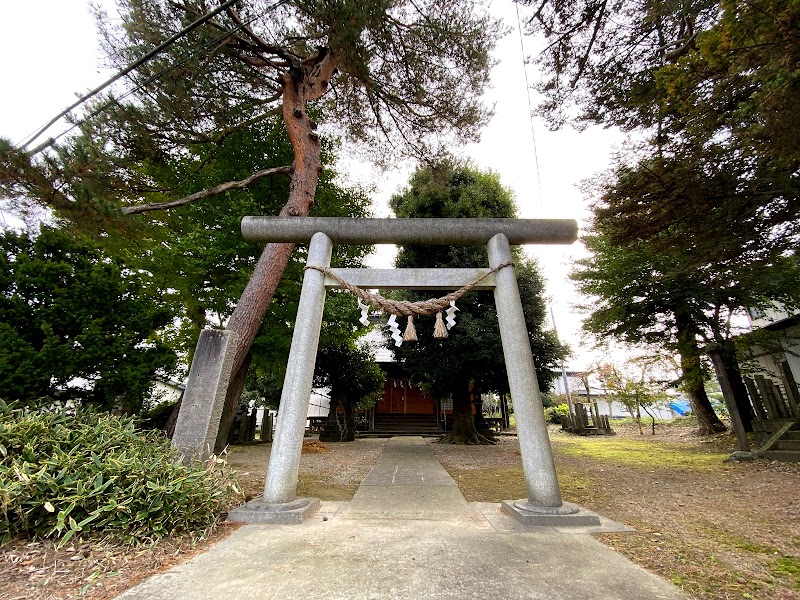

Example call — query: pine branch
[120,165,293,215]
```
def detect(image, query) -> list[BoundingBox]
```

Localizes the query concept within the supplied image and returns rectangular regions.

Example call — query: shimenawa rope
[303,262,513,318]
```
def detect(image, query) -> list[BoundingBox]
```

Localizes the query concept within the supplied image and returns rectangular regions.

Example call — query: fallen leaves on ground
[430,425,800,600]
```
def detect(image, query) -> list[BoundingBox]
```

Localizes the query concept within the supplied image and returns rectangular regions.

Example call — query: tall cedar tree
[0,1,501,446]
[390,161,568,444]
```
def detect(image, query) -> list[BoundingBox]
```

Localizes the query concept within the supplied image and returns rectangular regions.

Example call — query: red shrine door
[376,379,435,414]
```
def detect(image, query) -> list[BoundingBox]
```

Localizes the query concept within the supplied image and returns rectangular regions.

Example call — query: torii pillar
[207,217,600,526]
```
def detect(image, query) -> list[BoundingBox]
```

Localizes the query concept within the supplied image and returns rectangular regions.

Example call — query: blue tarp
[669,400,692,416]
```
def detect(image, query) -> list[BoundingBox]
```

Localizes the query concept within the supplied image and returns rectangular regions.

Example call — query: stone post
[488,234,598,525]
[228,232,331,524]
[171,329,239,462]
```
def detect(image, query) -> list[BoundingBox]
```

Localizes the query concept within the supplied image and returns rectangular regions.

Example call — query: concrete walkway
[116,437,688,600]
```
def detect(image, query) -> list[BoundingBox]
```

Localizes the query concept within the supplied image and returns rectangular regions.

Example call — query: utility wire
[17,0,242,151]
[27,15,259,156]
[23,1,290,157]
[515,3,544,208]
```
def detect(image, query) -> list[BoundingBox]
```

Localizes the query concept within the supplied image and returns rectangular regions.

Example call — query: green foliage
[0,227,176,411]
[138,400,179,430]
[88,116,373,366]
[519,0,720,130]
[522,0,800,252]
[545,403,569,425]
[0,0,501,223]
[315,342,385,410]
[313,341,385,441]
[540,392,558,409]
[390,160,568,398]
[0,402,239,547]
[0,0,504,412]
[596,360,669,432]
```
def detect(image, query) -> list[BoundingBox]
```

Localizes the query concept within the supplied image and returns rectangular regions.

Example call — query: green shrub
[544,403,570,425]
[139,400,178,431]
[0,401,240,547]
[540,393,557,409]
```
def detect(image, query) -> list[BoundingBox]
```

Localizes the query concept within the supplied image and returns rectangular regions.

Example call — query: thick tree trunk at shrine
[440,380,495,445]
[212,53,339,451]
[342,399,357,442]
[675,312,727,435]
[708,341,755,432]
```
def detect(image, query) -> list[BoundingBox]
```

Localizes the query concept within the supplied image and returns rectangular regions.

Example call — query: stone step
[359,431,442,438]
[372,414,440,435]
[775,440,800,451]
[373,413,437,419]
[373,419,439,426]
[784,431,800,441]
[763,450,800,463]
[373,427,440,433]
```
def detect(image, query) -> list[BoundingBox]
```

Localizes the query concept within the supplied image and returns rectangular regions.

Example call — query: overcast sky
[0,0,626,368]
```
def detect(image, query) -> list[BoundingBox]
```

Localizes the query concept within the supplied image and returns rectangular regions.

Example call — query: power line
[515,3,544,208]
[23,1,290,157]
[27,16,257,156]
[17,0,242,151]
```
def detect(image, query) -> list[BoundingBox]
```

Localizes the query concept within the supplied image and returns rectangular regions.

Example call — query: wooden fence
[561,401,613,435]
[744,360,800,421]
[743,360,800,443]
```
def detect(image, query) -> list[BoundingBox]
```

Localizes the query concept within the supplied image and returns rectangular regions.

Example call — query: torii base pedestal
[501,499,602,527]
[228,497,320,524]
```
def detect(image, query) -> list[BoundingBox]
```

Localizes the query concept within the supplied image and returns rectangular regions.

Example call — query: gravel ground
[429,426,800,600]
[225,437,388,500]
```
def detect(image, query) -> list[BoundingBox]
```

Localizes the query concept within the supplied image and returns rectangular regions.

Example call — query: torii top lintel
[241,217,578,245]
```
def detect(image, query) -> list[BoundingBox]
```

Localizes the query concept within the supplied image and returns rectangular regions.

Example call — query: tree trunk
[500,394,509,430]
[635,403,643,435]
[213,352,251,452]
[440,380,494,444]
[674,311,727,435]
[319,396,342,442]
[708,341,755,431]
[212,51,339,450]
[708,344,752,451]
[342,399,356,442]
[163,399,180,439]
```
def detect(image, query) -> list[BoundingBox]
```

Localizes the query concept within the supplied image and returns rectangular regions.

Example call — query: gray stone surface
[488,234,563,509]
[501,500,602,527]
[342,437,485,523]
[171,329,239,462]
[358,436,458,486]
[325,268,497,290]
[116,437,686,600]
[473,502,633,535]
[262,232,332,505]
[242,217,578,245]
[227,497,319,524]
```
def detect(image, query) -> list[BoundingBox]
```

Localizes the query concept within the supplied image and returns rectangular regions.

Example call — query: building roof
[360,326,395,363]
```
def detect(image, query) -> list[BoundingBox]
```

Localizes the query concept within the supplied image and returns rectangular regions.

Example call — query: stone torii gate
[174,217,599,526]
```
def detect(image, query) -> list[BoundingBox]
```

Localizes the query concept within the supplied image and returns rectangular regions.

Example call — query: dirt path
[430,427,800,600]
